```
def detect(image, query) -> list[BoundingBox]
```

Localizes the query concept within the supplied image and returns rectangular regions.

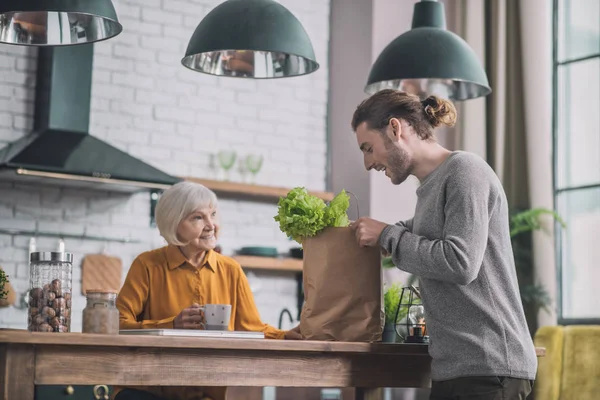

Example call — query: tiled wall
[0,0,330,331]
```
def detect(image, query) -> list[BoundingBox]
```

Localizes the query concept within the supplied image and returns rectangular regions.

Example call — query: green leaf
[384,284,403,322]
[382,256,395,269]
[323,189,350,227]
[274,187,327,244]
[510,208,566,238]
[520,283,553,313]
[274,187,351,244]
[0,269,9,300]
[508,207,565,327]
[383,283,421,323]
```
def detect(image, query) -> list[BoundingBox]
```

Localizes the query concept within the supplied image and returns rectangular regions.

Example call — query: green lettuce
[323,189,350,228]
[274,187,350,243]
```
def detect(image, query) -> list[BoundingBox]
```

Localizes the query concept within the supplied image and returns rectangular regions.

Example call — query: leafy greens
[274,187,351,243]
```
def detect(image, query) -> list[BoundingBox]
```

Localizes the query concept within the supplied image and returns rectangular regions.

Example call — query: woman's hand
[284,324,303,340]
[173,303,205,329]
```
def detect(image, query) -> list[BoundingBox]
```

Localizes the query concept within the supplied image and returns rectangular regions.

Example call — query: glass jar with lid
[28,252,73,333]
[82,290,119,335]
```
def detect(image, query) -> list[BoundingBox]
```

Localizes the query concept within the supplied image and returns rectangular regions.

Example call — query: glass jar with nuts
[28,252,73,333]
[82,290,119,335]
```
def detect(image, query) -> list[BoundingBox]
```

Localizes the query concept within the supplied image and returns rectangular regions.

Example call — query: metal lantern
[394,286,429,344]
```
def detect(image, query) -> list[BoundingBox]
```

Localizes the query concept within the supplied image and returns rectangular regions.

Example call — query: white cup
[200,304,232,331]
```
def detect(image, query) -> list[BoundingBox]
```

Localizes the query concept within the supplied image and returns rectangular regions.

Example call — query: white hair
[155,181,218,246]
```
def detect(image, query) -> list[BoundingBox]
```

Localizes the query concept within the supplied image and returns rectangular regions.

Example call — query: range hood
[0,44,181,193]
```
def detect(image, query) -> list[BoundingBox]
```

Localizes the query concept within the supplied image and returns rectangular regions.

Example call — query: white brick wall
[0,0,330,331]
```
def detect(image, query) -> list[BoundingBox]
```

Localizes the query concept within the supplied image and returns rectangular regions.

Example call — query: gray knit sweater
[378,151,537,381]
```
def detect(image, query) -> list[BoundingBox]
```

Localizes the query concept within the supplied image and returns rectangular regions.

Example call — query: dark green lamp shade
[366,0,491,101]
[182,0,319,78]
[0,0,122,46]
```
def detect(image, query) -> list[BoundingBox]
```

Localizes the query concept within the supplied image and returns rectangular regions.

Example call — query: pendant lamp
[0,0,122,46]
[366,0,491,101]
[182,0,319,79]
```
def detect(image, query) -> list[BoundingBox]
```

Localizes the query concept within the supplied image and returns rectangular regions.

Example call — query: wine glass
[237,156,249,183]
[245,154,264,184]
[218,150,237,181]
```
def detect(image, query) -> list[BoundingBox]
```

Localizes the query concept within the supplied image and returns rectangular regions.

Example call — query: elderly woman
[114,181,298,400]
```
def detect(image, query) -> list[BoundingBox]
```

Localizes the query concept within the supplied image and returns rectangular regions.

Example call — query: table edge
[0,330,429,355]
[0,330,546,357]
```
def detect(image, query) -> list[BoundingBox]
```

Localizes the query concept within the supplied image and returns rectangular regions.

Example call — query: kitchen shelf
[0,228,140,243]
[183,177,334,202]
[233,255,303,272]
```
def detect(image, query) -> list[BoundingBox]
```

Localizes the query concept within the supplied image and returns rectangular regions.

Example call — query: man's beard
[385,140,412,185]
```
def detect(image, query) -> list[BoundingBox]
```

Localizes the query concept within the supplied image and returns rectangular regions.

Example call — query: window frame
[552,0,600,325]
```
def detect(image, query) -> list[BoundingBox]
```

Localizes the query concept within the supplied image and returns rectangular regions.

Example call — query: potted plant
[0,268,9,300]
[383,283,403,342]
[510,207,565,335]
[0,267,13,308]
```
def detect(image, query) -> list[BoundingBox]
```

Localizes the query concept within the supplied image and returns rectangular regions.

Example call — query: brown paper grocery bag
[300,227,384,342]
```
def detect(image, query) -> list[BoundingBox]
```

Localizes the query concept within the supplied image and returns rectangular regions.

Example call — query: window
[553,0,600,323]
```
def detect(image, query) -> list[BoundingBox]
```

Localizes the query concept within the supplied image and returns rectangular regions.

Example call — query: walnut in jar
[43,288,53,300]
[30,287,43,300]
[49,317,61,329]
[33,314,46,325]
[57,325,69,333]
[28,251,73,333]
[50,279,61,292]
[42,306,56,318]
[45,291,56,303]
[52,297,66,309]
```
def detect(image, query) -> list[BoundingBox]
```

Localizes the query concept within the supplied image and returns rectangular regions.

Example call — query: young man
[350,89,537,399]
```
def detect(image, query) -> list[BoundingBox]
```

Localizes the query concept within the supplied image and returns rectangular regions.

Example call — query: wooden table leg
[0,344,35,400]
[355,387,383,400]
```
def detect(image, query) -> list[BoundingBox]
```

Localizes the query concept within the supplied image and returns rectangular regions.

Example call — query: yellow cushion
[560,325,600,400]
[534,325,564,400]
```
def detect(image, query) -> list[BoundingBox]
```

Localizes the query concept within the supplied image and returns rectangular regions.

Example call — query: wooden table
[0,330,546,400]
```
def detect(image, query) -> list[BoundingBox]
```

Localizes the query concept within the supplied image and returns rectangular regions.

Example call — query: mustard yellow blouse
[117,244,285,338]
[114,245,285,400]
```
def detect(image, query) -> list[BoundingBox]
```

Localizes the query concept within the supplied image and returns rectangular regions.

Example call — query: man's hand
[351,217,389,247]
[173,303,205,329]
[284,324,303,340]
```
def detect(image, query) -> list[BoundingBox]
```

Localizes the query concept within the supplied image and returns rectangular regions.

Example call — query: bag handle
[345,190,360,220]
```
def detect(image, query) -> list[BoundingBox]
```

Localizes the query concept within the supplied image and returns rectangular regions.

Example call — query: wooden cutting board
[81,254,123,295]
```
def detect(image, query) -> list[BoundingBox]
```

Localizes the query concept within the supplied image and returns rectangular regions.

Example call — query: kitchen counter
[0,330,545,400]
